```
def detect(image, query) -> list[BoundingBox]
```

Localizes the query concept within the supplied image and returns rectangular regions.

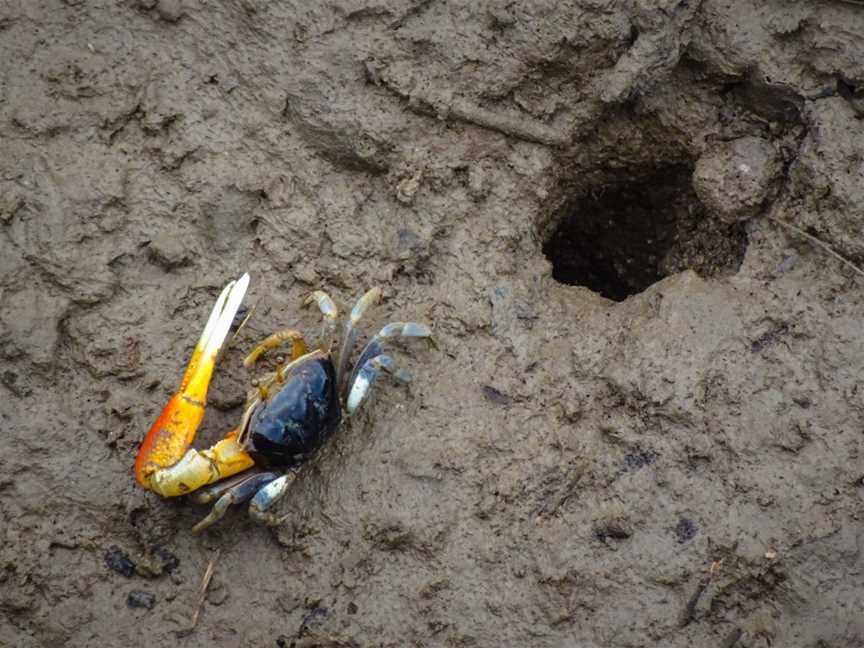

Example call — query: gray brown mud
[2,1,864,646]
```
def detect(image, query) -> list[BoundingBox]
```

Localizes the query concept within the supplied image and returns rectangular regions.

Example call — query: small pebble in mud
[594,519,632,543]
[206,579,229,606]
[0,193,24,223]
[300,604,328,631]
[692,136,781,223]
[156,0,184,22]
[293,263,319,285]
[135,545,180,577]
[147,231,192,269]
[127,590,156,609]
[623,449,657,470]
[482,385,512,406]
[467,165,489,201]
[393,228,424,260]
[775,254,799,275]
[1,370,32,397]
[675,517,698,543]
[104,546,136,578]
[396,169,422,205]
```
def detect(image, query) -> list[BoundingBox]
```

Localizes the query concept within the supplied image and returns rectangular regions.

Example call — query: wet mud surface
[3,1,864,646]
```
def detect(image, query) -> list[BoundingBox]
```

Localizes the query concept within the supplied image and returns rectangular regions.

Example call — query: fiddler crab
[134,274,431,532]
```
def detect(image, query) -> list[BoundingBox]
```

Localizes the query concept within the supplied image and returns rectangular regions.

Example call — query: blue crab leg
[346,354,412,414]
[192,469,270,504]
[191,471,281,533]
[249,473,297,526]
[347,322,431,393]
[336,287,382,391]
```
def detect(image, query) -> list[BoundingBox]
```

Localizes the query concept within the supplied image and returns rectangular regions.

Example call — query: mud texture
[3,1,864,647]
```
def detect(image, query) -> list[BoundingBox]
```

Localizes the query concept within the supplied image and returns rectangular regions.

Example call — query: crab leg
[336,287,382,391]
[345,354,413,414]
[193,469,269,504]
[303,290,339,351]
[243,329,309,368]
[357,323,432,365]
[249,473,297,526]
[134,274,256,497]
[191,471,281,533]
[348,322,431,389]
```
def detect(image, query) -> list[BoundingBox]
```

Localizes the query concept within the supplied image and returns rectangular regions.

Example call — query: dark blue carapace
[247,354,342,466]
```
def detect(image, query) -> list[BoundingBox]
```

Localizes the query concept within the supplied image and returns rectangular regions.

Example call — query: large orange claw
[135,274,253,494]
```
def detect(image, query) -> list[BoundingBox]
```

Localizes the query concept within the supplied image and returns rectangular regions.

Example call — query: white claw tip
[199,274,251,358]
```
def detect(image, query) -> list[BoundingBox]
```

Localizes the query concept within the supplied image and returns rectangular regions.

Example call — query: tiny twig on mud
[379,75,570,147]
[679,560,723,627]
[679,576,710,627]
[767,216,864,279]
[437,96,570,147]
[185,550,220,633]
[219,303,257,365]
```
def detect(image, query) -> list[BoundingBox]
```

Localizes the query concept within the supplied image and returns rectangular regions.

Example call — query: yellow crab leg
[303,290,339,351]
[242,329,309,368]
[134,274,255,496]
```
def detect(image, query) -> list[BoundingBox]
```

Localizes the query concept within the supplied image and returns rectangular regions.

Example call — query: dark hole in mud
[543,164,748,301]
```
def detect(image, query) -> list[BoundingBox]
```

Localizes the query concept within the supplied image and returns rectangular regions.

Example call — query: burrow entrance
[542,163,748,302]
